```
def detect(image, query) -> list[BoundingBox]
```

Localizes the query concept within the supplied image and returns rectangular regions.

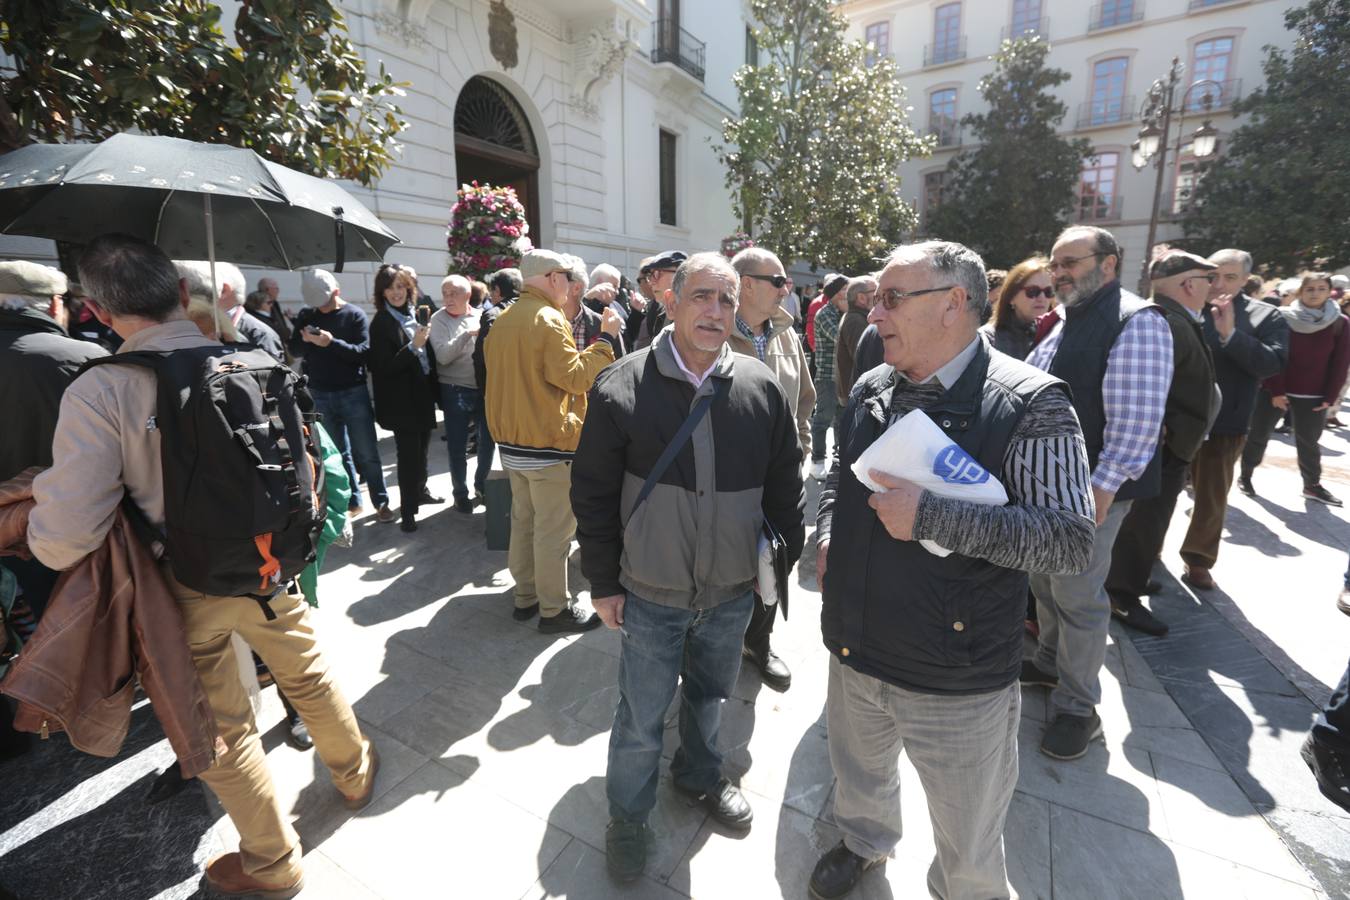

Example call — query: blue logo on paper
[933,445,990,485]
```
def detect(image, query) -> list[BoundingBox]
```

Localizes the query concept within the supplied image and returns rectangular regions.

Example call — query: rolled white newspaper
[851,409,1008,557]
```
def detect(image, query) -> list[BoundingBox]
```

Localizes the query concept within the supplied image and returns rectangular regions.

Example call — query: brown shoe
[342,744,381,810]
[1181,565,1215,591]
[204,853,302,899]
[375,504,396,524]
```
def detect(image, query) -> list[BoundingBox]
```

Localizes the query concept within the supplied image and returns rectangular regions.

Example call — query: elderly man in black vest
[810,241,1095,900]
[1022,225,1174,761]
[1104,249,1220,636]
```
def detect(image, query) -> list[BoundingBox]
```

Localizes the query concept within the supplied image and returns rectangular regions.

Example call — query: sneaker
[605,819,648,882]
[1237,475,1256,497]
[1041,711,1103,760]
[674,777,753,830]
[1304,484,1344,507]
[375,504,397,524]
[1110,598,1169,636]
[1339,587,1350,618]
[1302,734,1350,814]
[1019,660,1058,689]
[538,606,602,634]
[512,602,540,621]
[809,459,828,480]
[285,713,313,751]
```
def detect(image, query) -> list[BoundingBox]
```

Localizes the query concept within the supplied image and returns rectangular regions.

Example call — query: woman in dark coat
[978,255,1054,360]
[368,263,438,531]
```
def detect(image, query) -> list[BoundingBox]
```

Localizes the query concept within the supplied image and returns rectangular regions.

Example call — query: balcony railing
[1001,17,1049,41]
[1076,95,1136,129]
[924,36,967,67]
[928,122,963,148]
[651,18,706,82]
[1184,78,1242,111]
[1189,0,1241,10]
[1078,195,1123,223]
[1089,1,1145,31]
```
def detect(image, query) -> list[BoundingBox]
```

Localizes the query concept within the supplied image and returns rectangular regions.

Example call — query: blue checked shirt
[735,316,770,362]
[1026,307,1174,495]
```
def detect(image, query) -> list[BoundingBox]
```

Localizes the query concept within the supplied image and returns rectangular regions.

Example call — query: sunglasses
[1022,285,1055,299]
[745,273,789,289]
[876,285,956,310]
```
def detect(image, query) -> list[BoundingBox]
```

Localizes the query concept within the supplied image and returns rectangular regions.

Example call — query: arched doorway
[454,76,542,247]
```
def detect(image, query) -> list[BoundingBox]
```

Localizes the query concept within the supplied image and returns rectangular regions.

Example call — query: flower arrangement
[446,181,533,277]
[721,230,755,258]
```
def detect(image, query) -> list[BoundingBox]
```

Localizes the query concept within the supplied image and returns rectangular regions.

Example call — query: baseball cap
[301,269,340,307]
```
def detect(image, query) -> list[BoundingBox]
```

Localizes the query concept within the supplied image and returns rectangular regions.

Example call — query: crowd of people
[0,222,1348,900]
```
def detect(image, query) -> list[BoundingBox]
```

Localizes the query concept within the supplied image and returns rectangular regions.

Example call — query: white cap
[301,269,340,306]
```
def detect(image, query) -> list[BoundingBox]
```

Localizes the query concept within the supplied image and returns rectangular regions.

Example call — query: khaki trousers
[1180,433,1246,570]
[507,462,576,617]
[176,587,373,884]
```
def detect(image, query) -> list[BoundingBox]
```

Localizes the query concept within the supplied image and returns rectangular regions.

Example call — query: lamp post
[1131,57,1222,295]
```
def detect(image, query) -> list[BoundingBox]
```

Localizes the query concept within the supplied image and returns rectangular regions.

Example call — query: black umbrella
[0,133,399,270]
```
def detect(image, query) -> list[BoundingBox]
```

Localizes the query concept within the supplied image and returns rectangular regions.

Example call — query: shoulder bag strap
[629,377,725,517]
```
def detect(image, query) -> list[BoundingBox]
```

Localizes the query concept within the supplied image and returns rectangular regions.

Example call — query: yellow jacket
[483,285,615,459]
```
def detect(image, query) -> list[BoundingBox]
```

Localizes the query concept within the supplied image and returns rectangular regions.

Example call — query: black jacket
[572,330,805,610]
[236,309,284,362]
[1153,294,1216,462]
[1201,294,1289,436]
[820,340,1068,695]
[0,307,107,481]
[473,296,515,395]
[367,307,437,432]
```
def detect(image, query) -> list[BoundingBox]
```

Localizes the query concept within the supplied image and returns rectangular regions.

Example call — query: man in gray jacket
[572,252,805,883]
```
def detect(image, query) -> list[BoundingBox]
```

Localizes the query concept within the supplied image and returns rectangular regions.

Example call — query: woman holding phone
[979,255,1055,360]
[368,263,439,531]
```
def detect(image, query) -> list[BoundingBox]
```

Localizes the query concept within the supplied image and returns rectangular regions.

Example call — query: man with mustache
[1023,225,1173,760]
[571,252,805,882]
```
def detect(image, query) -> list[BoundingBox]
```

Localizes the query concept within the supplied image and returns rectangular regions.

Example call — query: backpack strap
[628,377,727,519]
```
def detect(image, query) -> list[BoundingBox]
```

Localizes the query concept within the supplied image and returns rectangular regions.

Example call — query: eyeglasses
[552,269,575,283]
[1047,252,1104,272]
[745,273,789,289]
[1022,285,1055,299]
[877,285,956,310]
[1184,273,1218,285]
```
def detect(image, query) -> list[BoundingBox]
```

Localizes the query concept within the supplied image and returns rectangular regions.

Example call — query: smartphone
[416,306,430,327]
[306,325,321,335]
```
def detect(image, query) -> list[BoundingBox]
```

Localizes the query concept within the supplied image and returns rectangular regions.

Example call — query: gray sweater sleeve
[911,386,1096,575]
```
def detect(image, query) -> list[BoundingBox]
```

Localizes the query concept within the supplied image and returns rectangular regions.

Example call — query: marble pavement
[2,414,1348,900]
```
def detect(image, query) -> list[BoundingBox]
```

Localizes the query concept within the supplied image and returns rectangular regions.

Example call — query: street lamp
[1130,57,1224,294]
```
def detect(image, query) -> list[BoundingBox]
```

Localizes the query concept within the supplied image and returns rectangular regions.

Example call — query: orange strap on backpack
[254,533,281,592]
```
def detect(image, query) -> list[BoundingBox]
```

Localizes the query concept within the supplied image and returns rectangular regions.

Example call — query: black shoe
[809,841,883,900]
[1145,579,1162,594]
[674,777,753,830]
[1237,475,1256,497]
[420,488,442,505]
[285,714,313,751]
[1304,484,1344,507]
[605,819,648,882]
[472,493,486,508]
[1019,660,1058,689]
[453,497,472,514]
[538,607,602,634]
[1338,587,1350,618]
[1041,711,1103,760]
[1111,599,1169,636]
[743,644,792,691]
[146,761,193,804]
[1274,423,1291,434]
[1302,734,1350,814]
[512,602,540,621]
[399,517,418,533]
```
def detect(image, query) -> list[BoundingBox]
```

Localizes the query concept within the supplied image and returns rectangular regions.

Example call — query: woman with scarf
[1240,272,1350,506]
[368,263,439,531]
[978,255,1054,359]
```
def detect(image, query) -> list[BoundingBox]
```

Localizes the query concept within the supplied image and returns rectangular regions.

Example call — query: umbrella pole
[205,193,222,341]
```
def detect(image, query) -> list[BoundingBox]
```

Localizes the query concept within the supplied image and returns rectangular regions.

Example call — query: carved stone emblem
[570,26,635,118]
[488,0,519,70]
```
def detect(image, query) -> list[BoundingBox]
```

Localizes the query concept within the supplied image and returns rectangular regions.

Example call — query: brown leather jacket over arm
[0,471,221,778]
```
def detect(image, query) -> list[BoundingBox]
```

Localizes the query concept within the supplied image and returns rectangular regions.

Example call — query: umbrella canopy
[0,133,399,269]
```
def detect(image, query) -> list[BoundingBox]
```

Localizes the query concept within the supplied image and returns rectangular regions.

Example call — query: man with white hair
[812,240,1093,899]
[728,245,815,690]
[563,255,621,354]
[175,259,283,362]
[1176,248,1288,591]
[430,273,489,513]
[288,268,394,523]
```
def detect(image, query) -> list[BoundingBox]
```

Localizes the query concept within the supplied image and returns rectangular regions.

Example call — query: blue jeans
[811,379,839,463]
[439,383,494,502]
[311,384,388,508]
[606,591,754,824]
